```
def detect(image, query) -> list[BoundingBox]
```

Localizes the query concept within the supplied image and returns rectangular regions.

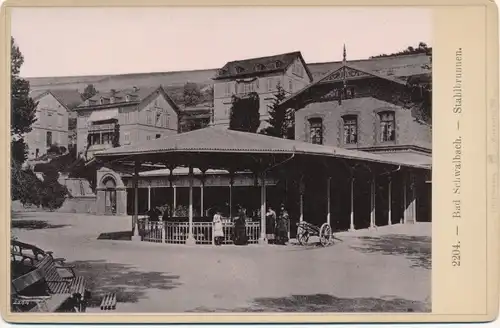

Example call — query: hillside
[26,53,430,94]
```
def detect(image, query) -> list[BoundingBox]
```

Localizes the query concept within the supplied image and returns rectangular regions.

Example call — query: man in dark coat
[276,204,290,245]
[233,208,248,245]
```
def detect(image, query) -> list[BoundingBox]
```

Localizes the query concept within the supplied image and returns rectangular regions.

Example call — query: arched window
[342,115,358,144]
[379,111,396,142]
[309,117,323,145]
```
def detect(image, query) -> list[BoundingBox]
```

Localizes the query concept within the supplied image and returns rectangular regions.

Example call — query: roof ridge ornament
[343,44,347,66]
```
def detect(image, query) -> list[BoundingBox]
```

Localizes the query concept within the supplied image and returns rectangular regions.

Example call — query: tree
[11,37,37,164]
[370,42,431,58]
[260,83,293,139]
[183,82,202,107]
[82,84,97,100]
[229,92,261,133]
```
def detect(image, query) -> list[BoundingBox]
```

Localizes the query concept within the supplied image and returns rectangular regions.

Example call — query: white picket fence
[140,220,261,245]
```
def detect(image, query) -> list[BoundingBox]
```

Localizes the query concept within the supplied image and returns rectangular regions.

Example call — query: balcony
[88,123,116,132]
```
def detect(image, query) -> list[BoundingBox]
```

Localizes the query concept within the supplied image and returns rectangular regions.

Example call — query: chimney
[133,86,139,92]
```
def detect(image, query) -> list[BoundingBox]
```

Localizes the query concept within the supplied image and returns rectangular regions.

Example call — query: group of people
[212,206,249,246]
[265,204,290,245]
[212,204,290,246]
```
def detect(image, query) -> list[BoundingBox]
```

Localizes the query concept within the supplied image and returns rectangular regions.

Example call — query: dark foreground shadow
[97,231,133,241]
[188,293,430,313]
[11,219,69,230]
[65,260,182,307]
[350,234,431,269]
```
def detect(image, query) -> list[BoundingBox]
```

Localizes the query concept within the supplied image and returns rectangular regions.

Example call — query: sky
[11,7,432,78]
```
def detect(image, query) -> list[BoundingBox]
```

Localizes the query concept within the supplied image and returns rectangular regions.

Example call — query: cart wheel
[319,223,333,246]
[296,226,309,245]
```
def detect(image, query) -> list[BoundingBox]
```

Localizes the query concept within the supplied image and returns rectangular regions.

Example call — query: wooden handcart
[296,221,334,246]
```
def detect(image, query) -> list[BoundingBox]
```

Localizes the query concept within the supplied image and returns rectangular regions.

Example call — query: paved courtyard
[11,211,431,313]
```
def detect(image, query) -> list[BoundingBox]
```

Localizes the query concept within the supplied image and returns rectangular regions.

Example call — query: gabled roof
[75,85,180,113]
[95,125,430,169]
[213,51,313,82]
[279,63,410,108]
[31,89,84,110]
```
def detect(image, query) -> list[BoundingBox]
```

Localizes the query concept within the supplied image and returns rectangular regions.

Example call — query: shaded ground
[11,218,70,230]
[11,212,431,313]
[189,294,430,313]
[350,234,431,269]
[64,260,181,307]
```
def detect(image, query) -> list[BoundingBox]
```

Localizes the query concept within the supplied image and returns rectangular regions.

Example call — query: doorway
[103,177,117,215]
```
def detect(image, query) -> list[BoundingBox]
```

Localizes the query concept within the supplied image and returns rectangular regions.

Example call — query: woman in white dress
[213,210,224,246]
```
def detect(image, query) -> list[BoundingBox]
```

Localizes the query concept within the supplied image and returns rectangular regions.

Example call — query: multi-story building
[212,51,313,128]
[25,89,84,159]
[279,48,432,228]
[75,86,180,160]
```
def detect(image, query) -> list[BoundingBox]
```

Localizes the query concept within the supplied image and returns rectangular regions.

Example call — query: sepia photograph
[9,5,434,315]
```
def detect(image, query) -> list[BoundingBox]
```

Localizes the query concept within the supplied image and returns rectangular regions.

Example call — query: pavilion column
[147,185,151,211]
[201,185,204,217]
[299,175,305,222]
[131,160,141,242]
[326,177,331,225]
[186,166,196,245]
[173,185,177,217]
[259,171,267,244]
[406,172,417,224]
[402,174,407,224]
[349,176,355,231]
[388,177,392,226]
[370,177,376,229]
[229,171,234,219]
[168,167,174,217]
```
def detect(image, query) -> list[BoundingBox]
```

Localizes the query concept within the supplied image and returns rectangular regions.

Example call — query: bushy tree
[370,42,431,58]
[229,92,260,133]
[260,83,293,139]
[183,82,202,107]
[82,84,97,100]
[11,37,37,164]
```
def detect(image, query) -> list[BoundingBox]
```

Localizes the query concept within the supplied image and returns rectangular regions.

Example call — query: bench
[11,240,67,267]
[100,292,117,311]
[34,255,90,311]
[11,265,74,313]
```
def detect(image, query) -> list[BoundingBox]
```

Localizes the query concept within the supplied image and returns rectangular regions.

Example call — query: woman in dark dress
[276,204,290,245]
[233,209,248,245]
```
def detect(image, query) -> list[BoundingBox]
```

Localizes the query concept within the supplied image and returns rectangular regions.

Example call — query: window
[309,118,323,145]
[225,83,231,97]
[275,60,282,68]
[146,110,152,125]
[343,115,358,144]
[103,133,110,144]
[288,79,293,92]
[146,135,151,141]
[156,134,161,139]
[155,111,162,127]
[35,149,39,158]
[123,132,130,144]
[236,66,245,73]
[379,111,396,142]
[46,131,52,147]
[267,78,273,92]
[57,114,63,127]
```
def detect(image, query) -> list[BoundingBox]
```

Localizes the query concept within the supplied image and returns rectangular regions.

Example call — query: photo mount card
[0,0,498,324]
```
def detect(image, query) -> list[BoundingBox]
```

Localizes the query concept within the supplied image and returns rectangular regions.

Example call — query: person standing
[213,209,224,246]
[266,206,277,244]
[233,208,248,245]
[276,204,290,245]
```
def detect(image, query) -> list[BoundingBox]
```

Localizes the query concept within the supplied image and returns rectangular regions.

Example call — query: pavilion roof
[95,126,430,170]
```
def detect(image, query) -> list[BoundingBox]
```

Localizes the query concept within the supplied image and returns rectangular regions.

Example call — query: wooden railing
[139,220,261,245]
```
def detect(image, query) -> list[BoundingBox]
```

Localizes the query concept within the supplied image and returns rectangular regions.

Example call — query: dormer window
[126,95,130,102]
[236,66,245,73]
[275,60,282,68]
[218,69,228,76]
[255,64,265,71]
[100,97,105,105]
[110,97,115,104]
[88,99,96,106]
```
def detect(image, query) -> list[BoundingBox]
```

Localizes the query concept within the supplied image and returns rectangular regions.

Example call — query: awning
[88,108,119,122]
[376,152,432,168]
[95,125,431,170]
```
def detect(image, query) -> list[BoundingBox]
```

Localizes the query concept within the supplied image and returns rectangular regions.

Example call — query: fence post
[162,222,166,244]
[211,222,215,245]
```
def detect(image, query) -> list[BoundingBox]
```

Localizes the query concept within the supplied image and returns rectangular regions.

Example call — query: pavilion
[94,126,431,245]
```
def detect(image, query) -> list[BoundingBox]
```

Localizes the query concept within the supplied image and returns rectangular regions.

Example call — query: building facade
[25,89,83,159]
[277,50,432,225]
[75,86,180,160]
[212,51,313,128]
